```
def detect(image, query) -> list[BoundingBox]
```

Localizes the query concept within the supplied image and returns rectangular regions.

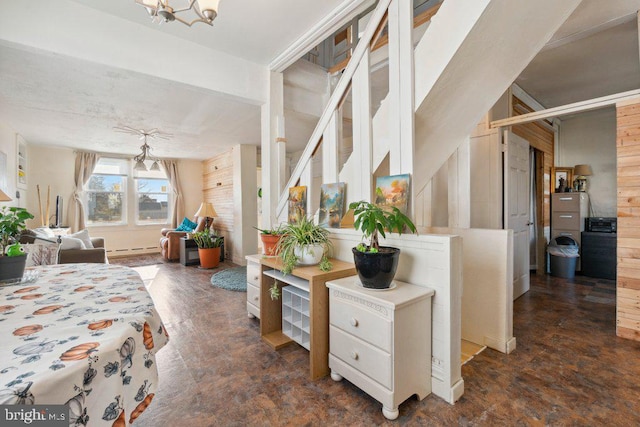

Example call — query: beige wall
[557,108,617,217]
[27,145,203,256]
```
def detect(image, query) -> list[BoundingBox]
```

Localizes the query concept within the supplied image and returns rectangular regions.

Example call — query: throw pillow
[69,229,94,249]
[59,237,86,250]
[33,227,55,239]
[24,238,60,267]
[175,217,197,232]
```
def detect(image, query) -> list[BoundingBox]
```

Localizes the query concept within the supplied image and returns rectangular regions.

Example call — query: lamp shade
[0,189,12,202]
[197,0,220,12]
[573,164,592,176]
[194,202,218,218]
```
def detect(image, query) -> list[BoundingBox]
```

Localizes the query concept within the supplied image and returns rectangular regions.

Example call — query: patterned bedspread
[0,263,169,426]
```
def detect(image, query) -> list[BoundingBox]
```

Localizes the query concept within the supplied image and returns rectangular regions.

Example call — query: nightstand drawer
[552,212,581,231]
[247,262,261,286]
[330,296,391,352]
[247,283,260,307]
[330,326,391,389]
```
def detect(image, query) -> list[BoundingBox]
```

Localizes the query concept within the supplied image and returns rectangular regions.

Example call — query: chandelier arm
[172,15,212,27]
[170,0,197,13]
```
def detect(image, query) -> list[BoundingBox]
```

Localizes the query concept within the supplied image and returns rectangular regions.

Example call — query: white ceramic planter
[294,244,324,265]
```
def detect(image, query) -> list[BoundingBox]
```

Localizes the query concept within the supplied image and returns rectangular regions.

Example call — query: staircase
[271,0,583,226]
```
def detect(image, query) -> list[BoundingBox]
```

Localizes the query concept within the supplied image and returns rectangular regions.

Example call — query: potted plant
[276,215,333,275]
[192,231,224,269]
[254,224,285,257]
[0,206,34,282]
[349,200,417,289]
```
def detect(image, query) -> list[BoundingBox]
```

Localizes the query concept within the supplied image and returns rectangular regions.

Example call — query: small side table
[180,237,225,266]
[180,238,199,266]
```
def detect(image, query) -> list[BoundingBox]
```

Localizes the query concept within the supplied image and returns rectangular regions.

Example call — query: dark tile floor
[110,255,640,426]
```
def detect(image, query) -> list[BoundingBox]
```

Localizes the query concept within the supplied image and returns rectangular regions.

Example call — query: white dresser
[245,255,262,319]
[326,276,434,420]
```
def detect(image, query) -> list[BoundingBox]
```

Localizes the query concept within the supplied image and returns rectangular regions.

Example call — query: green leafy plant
[192,231,224,249]
[349,199,417,253]
[276,215,333,275]
[253,225,285,235]
[269,280,281,300]
[0,207,34,257]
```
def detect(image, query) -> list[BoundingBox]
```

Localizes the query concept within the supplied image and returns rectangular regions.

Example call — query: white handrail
[276,0,394,218]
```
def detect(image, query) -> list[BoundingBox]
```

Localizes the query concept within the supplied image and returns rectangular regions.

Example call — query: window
[135,168,170,225]
[86,159,127,225]
[85,158,171,226]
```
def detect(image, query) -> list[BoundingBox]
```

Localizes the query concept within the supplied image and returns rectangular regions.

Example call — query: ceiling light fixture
[135,0,220,27]
[114,126,172,172]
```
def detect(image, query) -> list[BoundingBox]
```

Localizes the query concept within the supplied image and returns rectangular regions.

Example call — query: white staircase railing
[276,0,392,220]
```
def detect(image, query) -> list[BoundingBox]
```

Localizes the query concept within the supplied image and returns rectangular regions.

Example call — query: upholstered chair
[159,217,205,261]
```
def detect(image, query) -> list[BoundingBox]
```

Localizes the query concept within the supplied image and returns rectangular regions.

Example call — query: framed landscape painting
[319,182,345,228]
[375,174,410,214]
[288,185,307,223]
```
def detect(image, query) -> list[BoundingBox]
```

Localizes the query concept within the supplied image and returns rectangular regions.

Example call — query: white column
[387,0,415,177]
[351,47,373,202]
[232,144,258,263]
[261,71,285,228]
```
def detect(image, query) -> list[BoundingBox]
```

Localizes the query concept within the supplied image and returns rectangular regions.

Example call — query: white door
[504,131,530,300]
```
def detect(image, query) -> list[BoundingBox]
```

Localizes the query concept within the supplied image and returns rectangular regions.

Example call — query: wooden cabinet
[257,256,356,380]
[551,192,589,269]
[326,276,434,420]
[245,255,261,319]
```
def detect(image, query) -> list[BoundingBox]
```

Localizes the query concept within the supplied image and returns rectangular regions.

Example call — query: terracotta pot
[198,247,221,269]
[260,234,282,257]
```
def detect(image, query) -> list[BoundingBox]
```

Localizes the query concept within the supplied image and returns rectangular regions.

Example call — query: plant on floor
[0,207,34,257]
[349,198,417,289]
[192,231,224,249]
[276,215,333,275]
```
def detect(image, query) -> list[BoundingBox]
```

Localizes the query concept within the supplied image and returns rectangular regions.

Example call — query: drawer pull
[253,296,259,301]
[350,351,359,360]
[350,317,359,327]
[559,232,573,236]
[559,215,573,218]
[559,197,573,201]
[253,276,259,281]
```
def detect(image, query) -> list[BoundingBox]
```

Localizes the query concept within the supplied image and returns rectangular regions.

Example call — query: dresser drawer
[330,326,391,389]
[247,283,260,307]
[552,212,581,230]
[247,262,261,287]
[330,296,392,352]
[552,193,581,212]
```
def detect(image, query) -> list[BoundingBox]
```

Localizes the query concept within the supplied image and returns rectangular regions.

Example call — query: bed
[0,263,169,426]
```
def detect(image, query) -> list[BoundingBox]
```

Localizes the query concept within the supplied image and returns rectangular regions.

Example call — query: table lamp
[0,189,12,202]
[573,164,592,192]
[194,202,218,231]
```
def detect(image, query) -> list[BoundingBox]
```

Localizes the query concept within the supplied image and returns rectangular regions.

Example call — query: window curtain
[71,152,99,232]
[160,160,183,228]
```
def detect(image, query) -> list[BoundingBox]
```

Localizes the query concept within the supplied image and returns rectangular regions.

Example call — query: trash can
[548,236,579,279]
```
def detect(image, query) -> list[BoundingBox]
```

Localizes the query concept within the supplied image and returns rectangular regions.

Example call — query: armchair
[160,217,205,261]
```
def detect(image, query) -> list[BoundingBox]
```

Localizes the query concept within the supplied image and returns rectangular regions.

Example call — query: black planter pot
[0,255,27,283]
[352,246,400,289]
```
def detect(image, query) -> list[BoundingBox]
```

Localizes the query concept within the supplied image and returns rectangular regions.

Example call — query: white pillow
[69,229,94,249]
[24,238,60,267]
[59,236,86,250]
[33,227,55,239]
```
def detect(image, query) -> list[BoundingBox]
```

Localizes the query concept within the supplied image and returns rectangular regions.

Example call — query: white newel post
[387,0,415,190]
[351,47,373,203]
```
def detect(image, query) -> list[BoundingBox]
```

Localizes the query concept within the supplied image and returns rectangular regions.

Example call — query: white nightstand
[326,276,434,420]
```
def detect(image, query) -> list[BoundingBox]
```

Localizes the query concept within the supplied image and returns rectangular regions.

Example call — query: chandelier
[135,0,220,27]
[114,126,172,172]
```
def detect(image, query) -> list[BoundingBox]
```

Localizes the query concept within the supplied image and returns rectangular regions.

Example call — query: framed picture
[288,185,307,223]
[319,182,345,228]
[552,167,573,193]
[375,174,410,214]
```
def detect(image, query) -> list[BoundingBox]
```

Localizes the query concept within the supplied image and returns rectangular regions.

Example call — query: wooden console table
[258,257,356,380]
